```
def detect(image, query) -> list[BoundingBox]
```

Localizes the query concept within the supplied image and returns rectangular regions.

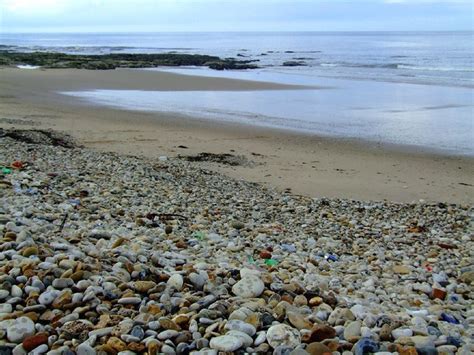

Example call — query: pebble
[306,342,332,355]
[22,333,48,352]
[0,304,13,313]
[76,342,96,355]
[267,324,301,349]
[232,275,265,298]
[7,317,36,343]
[344,320,361,341]
[392,328,413,339]
[117,297,141,305]
[225,330,253,347]
[52,278,74,289]
[0,133,471,355]
[209,335,243,352]
[167,274,184,291]
[224,320,256,336]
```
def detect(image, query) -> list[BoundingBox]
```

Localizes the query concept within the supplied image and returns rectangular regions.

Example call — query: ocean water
[2,32,473,154]
[2,31,473,87]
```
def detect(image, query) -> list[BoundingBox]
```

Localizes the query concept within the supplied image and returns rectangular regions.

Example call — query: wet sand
[0,67,472,203]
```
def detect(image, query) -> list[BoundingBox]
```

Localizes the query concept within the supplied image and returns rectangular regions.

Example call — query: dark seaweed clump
[0,51,259,71]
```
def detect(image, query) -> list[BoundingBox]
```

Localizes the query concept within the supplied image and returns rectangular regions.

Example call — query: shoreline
[0,67,473,204]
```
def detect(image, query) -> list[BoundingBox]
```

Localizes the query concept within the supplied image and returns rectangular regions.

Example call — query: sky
[0,0,472,33]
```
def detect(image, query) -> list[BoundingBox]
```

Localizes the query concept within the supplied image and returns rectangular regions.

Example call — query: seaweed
[0,51,259,71]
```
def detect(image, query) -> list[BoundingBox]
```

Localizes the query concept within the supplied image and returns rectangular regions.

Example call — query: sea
[2,31,473,155]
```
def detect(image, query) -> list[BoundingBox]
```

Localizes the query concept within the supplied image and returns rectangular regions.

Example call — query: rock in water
[266,324,301,349]
[232,276,264,298]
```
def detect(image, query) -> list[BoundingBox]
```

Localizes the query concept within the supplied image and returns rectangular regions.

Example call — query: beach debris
[0,133,472,355]
[180,152,252,166]
[0,128,76,148]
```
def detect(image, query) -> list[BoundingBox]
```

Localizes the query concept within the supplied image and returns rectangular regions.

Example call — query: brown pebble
[309,296,323,307]
[107,337,127,352]
[380,323,392,341]
[303,324,337,343]
[432,288,447,300]
[306,342,332,355]
[22,333,49,352]
[128,342,146,352]
[21,246,39,257]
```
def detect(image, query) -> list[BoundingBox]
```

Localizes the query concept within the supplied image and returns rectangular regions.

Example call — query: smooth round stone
[7,317,35,343]
[52,278,74,289]
[11,285,22,298]
[287,312,313,330]
[353,338,380,355]
[157,330,178,340]
[189,273,206,290]
[117,297,141,305]
[209,335,243,352]
[266,324,301,349]
[289,349,309,355]
[306,342,331,355]
[254,331,267,346]
[344,321,362,340]
[12,344,25,355]
[130,325,144,340]
[30,344,48,355]
[167,274,184,291]
[0,304,13,313]
[226,330,253,347]
[273,345,293,355]
[232,276,264,298]
[229,309,248,321]
[350,305,368,319]
[392,328,413,339]
[0,290,9,300]
[38,291,58,306]
[224,320,256,336]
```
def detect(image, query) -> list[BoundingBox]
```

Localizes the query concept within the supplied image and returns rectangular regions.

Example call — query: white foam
[17,65,40,69]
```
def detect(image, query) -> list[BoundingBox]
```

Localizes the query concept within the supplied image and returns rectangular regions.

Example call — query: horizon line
[1,29,473,35]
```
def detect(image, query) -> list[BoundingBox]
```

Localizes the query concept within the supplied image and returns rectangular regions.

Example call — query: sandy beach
[0,67,472,204]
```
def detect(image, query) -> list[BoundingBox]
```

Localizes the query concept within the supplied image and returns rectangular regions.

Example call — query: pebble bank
[0,132,473,355]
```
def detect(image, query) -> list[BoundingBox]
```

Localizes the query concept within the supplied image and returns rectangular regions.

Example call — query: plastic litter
[193,231,205,240]
[1,167,12,174]
[325,254,338,262]
[264,259,278,266]
[440,312,459,324]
